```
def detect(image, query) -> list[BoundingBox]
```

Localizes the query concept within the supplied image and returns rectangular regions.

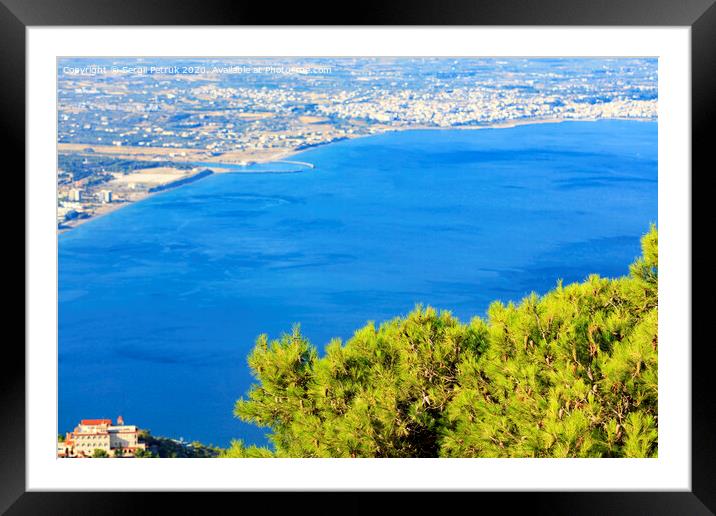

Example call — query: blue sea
[58,120,658,447]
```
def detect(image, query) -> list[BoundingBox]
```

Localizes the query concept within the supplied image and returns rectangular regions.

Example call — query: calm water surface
[59,120,657,446]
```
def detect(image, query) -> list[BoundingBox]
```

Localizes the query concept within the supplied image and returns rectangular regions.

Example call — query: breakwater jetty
[274,160,315,169]
[148,169,213,193]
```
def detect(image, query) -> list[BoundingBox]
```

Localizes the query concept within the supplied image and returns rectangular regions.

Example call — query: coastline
[58,168,216,233]
[57,116,656,233]
[58,183,194,233]
[208,116,656,165]
[58,201,128,233]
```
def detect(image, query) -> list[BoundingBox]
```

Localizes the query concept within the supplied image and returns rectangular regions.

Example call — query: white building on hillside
[57,416,146,458]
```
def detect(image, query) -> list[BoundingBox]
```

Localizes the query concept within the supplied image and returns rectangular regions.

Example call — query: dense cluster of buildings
[316,89,656,127]
[58,57,657,152]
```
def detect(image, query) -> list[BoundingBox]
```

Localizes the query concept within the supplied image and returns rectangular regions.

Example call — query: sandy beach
[57,166,218,233]
[58,201,128,233]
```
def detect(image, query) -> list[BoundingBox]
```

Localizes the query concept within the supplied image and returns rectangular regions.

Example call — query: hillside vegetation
[226,226,658,458]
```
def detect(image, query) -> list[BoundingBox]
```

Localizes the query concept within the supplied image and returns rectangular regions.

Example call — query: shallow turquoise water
[58,120,657,446]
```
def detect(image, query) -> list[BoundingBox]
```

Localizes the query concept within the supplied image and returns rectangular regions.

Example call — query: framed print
[5,0,715,513]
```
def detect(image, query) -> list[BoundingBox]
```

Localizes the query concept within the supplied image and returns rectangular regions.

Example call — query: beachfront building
[69,188,82,202]
[57,416,146,458]
[100,189,113,203]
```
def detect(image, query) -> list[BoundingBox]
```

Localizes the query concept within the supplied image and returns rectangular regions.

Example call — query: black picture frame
[4,1,714,513]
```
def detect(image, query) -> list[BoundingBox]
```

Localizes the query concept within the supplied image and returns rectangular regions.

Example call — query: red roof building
[58,416,146,458]
[80,419,112,426]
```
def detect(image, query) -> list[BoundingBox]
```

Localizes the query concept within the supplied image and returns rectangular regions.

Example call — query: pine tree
[231,226,658,458]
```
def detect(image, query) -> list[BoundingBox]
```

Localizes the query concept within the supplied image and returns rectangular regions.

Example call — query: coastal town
[57,57,657,229]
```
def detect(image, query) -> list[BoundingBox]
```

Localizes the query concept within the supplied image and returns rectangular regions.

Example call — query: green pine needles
[226,226,658,458]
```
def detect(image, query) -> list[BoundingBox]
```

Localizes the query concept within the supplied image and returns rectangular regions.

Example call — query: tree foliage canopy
[227,226,658,458]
